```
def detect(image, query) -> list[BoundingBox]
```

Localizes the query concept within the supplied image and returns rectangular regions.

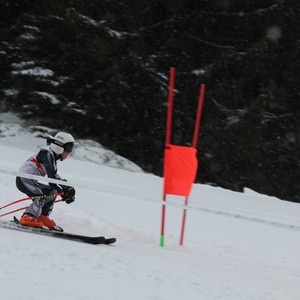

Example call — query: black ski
[0,218,116,245]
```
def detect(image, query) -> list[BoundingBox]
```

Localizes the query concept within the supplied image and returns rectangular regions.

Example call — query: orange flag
[163,145,198,197]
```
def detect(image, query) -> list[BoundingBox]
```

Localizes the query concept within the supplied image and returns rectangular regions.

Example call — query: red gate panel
[163,145,198,197]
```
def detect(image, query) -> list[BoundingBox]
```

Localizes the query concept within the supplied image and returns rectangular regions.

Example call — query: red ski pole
[0,199,63,218]
[0,197,32,210]
[0,193,63,211]
[0,197,31,209]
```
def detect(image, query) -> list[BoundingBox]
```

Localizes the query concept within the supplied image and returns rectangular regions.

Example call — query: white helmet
[49,132,75,155]
[46,130,59,145]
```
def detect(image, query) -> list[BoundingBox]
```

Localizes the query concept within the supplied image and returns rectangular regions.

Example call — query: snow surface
[0,114,300,300]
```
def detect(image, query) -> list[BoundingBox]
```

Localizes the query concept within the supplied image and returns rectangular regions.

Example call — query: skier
[16,131,76,229]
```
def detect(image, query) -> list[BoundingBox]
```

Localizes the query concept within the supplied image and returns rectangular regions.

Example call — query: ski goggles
[64,142,74,153]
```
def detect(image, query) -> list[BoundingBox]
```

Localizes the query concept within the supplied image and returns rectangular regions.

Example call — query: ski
[0,218,116,245]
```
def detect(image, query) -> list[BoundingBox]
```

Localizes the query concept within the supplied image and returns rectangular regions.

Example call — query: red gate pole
[160,194,167,247]
[161,67,176,247]
[179,196,189,245]
[192,84,206,148]
[179,84,205,246]
[165,67,175,146]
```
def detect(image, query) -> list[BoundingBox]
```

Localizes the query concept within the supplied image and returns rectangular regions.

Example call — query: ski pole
[0,199,63,218]
[0,193,63,211]
[0,197,32,210]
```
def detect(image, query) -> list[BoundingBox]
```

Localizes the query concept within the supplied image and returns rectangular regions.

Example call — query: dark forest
[1,0,299,201]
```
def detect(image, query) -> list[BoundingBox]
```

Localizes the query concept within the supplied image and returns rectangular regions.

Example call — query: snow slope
[0,115,300,300]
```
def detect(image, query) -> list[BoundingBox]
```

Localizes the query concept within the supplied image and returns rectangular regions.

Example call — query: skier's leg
[16,177,53,227]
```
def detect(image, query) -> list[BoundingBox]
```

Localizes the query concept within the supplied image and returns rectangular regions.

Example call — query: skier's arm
[36,149,57,178]
[36,149,62,190]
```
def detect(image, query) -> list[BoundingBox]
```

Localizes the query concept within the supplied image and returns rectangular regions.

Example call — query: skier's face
[61,151,70,160]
